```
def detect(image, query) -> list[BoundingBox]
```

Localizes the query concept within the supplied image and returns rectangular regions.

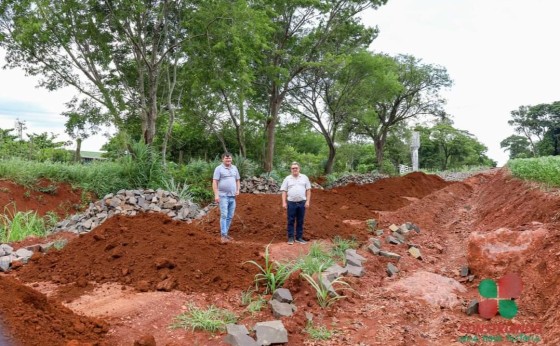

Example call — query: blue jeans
[219,196,236,236]
[287,201,306,240]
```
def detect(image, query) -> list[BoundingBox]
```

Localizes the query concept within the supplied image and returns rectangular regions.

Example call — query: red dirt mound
[0,275,108,346]
[200,171,450,243]
[0,179,87,218]
[17,213,262,296]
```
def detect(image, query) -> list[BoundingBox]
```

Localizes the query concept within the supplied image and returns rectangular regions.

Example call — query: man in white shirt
[280,161,311,245]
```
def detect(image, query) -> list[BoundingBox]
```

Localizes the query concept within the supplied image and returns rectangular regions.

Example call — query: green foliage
[121,141,167,189]
[0,206,51,242]
[170,304,237,333]
[508,156,560,187]
[300,269,352,308]
[305,320,334,340]
[244,244,295,294]
[295,242,335,275]
[331,236,359,264]
[161,176,194,202]
[232,154,257,179]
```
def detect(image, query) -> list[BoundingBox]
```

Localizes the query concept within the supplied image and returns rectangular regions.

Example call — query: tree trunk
[75,138,82,162]
[374,130,388,172]
[325,143,336,175]
[264,89,283,172]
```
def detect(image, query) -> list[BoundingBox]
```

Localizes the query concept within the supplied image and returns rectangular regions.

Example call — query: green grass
[508,156,560,187]
[330,236,359,264]
[300,268,352,308]
[170,304,237,333]
[0,205,56,242]
[244,244,296,294]
[294,241,335,275]
[305,320,334,340]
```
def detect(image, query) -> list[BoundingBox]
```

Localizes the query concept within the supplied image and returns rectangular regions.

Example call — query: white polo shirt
[280,174,311,202]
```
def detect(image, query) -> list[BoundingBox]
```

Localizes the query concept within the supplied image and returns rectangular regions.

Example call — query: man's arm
[236,179,240,195]
[305,188,311,208]
[212,179,220,203]
[282,191,287,209]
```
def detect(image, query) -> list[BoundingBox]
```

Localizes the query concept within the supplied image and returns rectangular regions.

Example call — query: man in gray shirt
[212,152,240,243]
[280,161,311,245]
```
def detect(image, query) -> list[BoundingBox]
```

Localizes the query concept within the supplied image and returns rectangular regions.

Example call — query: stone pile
[366,220,422,276]
[240,177,280,194]
[327,172,388,189]
[52,188,205,234]
[224,247,371,345]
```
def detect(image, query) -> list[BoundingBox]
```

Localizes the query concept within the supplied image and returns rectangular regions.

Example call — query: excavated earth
[1,169,559,345]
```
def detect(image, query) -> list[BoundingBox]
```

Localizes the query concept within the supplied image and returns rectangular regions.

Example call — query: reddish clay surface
[1,170,560,345]
[0,179,87,218]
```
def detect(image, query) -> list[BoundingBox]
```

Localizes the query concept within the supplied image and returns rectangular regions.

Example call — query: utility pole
[411,131,420,171]
[14,118,26,141]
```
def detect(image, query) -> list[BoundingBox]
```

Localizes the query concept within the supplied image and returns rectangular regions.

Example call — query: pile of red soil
[0,179,87,218]
[17,213,262,296]
[3,171,496,345]
[0,275,107,346]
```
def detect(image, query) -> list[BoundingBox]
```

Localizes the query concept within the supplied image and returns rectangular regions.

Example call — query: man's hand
[214,196,220,203]
[282,202,287,209]
[305,201,310,208]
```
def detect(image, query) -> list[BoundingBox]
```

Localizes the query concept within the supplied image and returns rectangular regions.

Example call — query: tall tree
[288,51,398,174]
[0,0,205,145]
[255,0,387,172]
[500,135,533,159]
[353,55,452,170]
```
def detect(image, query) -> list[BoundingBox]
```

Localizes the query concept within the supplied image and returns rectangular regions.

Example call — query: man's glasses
[291,167,299,170]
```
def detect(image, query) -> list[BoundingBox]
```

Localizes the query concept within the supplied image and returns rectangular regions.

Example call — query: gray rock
[14,248,33,263]
[226,324,250,336]
[0,256,11,272]
[345,264,364,277]
[272,288,293,303]
[323,264,347,282]
[254,320,288,346]
[269,300,296,318]
[368,244,380,255]
[224,334,258,346]
[379,251,401,261]
[386,263,399,277]
[375,229,384,236]
[460,266,470,277]
[465,299,479,316]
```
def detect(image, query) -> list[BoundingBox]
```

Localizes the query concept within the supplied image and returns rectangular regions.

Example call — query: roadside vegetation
[508,156,560,187]
[171,304,237,333]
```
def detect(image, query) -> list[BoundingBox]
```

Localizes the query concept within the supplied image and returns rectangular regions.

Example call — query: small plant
[0,205,49,242]
[23,190,31,199]
[170,303,237,333]
[305,320,334,340]
[331,236,359,263]
[244,244,295,294]
[295,242,335,275]
[52,238,68,250]
[161,176,195,201]
[246,296,267,314]
[240,288,254,306]
[36,184,58,194]
[300,269,352,308]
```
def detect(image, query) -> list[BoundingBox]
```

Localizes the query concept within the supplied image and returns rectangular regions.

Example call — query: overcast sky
[1,0,559,164]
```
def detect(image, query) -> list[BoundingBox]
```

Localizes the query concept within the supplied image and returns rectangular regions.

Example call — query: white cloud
[0,51,109,151]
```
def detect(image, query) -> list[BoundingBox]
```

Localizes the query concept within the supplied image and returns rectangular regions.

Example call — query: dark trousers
[287,201,306,240]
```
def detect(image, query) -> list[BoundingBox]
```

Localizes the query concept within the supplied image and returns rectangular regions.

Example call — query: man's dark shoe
[287,238,294,245]
[295,238,307,244]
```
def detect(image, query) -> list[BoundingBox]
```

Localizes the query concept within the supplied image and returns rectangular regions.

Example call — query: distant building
[67,150,107,163]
